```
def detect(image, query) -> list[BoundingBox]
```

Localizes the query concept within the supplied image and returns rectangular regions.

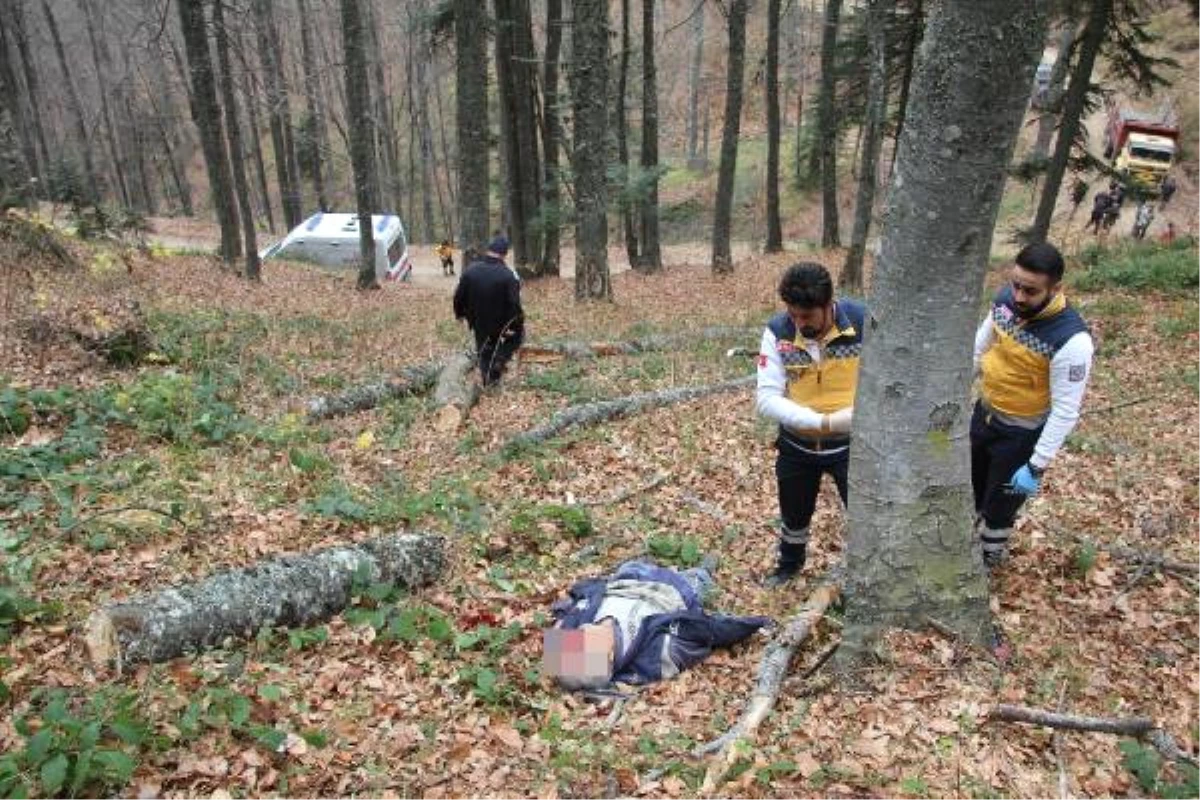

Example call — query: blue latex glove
[1009,464,1041,496]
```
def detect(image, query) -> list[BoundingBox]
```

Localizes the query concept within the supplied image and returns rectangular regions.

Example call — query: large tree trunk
[432,352,481,432]
[817,0,841,247]
[764,0,783,253]
[365,0,397,216]
[494,0,542,273]
[85,534,445,666]
[241,65,276,234]
[889,0,923,177]
[637,0,662,271]
[297,0,330,212]
[571,0,612,301]
[255,0,303,230]
[0,6,36,193]
[78,0,131,208]
[841,0,891,293]
[841,0,1047,661]
[213,0,260,281]
[616,0,639,267]
[1029,26,1076,163]
[1030,0,1111,243]
[8,1,48,182]
[41,0,98,198]
[306,361,442,420]
[710,0,749,274]
[177,0,241,264]
[455,0,489,256]
[539,0,563,275]
[341,0,377,290]
[686,6,705,169]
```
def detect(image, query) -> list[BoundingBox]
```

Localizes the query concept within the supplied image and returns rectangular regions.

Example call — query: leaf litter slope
[1,246,1196,799]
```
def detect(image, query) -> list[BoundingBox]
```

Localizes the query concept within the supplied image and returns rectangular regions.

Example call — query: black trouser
[441,257,454,274]
[970,401,1043,530]
[476,328,523,386]
[773,434,849,569]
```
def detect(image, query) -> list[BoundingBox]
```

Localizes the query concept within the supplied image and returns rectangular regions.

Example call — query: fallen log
[431,352,480,431]
[505,375,754,452]
[694,581,840,793]
[85,533,445,667]
[306,362,442,420]
[518,326,758,363]
[988,704,1198,768]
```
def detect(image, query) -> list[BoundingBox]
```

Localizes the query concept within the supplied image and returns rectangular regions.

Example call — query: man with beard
[755,263,865,586]
[971,242,1094,569]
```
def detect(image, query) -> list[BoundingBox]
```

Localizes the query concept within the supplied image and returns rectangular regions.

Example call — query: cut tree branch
[518,326,758,363]
[85,533,445,667]
[989,704,1198,768]
[694,581,841,793]
[306,361,446,420]
[431,351,480,431]
[505,376,754,452]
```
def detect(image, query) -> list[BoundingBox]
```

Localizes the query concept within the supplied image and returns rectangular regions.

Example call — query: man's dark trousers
[969,402,1042,530]
[477,328,523,386]
[775,438,849,571]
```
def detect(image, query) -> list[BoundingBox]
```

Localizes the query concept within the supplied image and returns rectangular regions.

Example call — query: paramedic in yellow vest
[972,242,1093,569]
[755,263,865,586]
[435,239,455,276]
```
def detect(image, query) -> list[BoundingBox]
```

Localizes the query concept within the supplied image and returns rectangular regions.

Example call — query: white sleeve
[1031,332,1094,469]
[973,315,995,374]
[755,328,823,430]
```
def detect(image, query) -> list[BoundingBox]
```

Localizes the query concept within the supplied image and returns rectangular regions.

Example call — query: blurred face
[543,624,614,689]
[1009,265,1059,319]
[787,302,834,340]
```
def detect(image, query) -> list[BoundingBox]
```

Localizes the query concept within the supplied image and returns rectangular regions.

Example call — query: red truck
[1103,103,1179,193]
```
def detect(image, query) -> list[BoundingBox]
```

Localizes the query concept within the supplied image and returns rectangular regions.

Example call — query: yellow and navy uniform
[980,286,1088,421]
[766,298,865,447]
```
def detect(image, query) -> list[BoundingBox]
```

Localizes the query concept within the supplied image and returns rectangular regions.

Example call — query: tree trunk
[616,0,639,266]
[307,361,443,420]
[85,534,446,667]
[637,0,662,271]
[711,0,749,275]
[841,0,890,293]
[417,14,446,242]
[764,0,784,252]
[341,0,378,290]
[41,0,98,198]
[1030,0,1111,243]
[571,0,612,301]
[840,0,1047,662]
[214,0,260,280]
[8,1,49,181]
[432,352,481,432]
[686,6,705,169]
[255,0,303,230]
[297,0,330,212]
[0,7,37,193]
[540,0,563,275]
[1029,26,1076,162]
[177,0,241,264]
[889,0,922,178]
[365,0,397,215]
[78,0,131,209]
[793,0,811,190]
[494,0,541,273]
[241,66,276,233]
[455,0,489,256]
[817,0,841,248]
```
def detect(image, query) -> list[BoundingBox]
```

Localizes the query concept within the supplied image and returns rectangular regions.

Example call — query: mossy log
[431,352,480,431]
[306,362,443,420]
[85,533,445,667]
[504,375,754,451]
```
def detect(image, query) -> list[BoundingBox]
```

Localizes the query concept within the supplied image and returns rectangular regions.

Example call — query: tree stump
[85,533,445,666]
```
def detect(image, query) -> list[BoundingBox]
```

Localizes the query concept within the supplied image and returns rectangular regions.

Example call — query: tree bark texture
[505,376,753,452]
[841,0,1047,659]
[365,0,397,217]
[455,0,489,254]
[7,1,49,182]
[540,0,563,275]
[494,0,542,271]
[78,0,131,208]
[817,0,842,248]
[686,6,705,169]
[177,0,241,263]
[1030,0,1111,243]
[306,362,443,420]
[254,0,303,231]
[213,0,260,280]
[764,0,784,253]
[637,0,662,271]
[889,0,923,177]
[1030,26,1076,162]
[0,6,36,194]
[241,65,276,234]
[697,582,840,793]
[617,0,639,267]
[571,0,612,301]
[297,0,331,212]
[85,533,446,666]
[341,0,378,289]
[841,0,891,293]
[711,0,749,274]
[432,351,481,432]
[41,0,98,197]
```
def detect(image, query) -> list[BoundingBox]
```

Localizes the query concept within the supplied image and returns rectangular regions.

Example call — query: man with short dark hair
[452,235,524,386]
[971,242,1094,568]
[755,263,866,586]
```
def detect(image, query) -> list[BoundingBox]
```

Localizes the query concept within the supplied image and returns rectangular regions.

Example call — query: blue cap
[488,235,510,256]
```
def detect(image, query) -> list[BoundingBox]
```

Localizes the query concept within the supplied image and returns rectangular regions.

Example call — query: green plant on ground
[1072,241,1199,295]
[646,533,704,567]
[1119,739,1200,798]
[510,503,595,544]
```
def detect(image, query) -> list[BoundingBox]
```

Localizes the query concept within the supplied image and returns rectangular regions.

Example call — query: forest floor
[1,213,1197,798]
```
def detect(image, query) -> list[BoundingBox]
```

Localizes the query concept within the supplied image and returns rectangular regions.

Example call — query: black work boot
[763,540,806,588]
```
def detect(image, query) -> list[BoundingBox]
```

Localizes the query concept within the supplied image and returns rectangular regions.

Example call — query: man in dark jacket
[543,559,770,690]
[452,235,524,386]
